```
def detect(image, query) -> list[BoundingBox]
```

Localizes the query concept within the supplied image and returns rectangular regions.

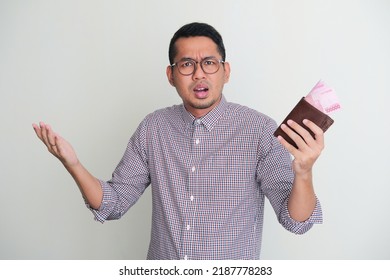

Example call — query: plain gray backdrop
[1,0,389,259]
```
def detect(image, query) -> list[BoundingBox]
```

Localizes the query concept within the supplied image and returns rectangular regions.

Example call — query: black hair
[168,22,226,64]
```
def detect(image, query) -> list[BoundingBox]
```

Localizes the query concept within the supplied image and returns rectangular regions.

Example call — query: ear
[166,65,175,86]
[223,62,231,84]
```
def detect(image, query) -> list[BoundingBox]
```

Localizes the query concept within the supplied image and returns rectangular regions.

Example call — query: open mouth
[193,84,209,98]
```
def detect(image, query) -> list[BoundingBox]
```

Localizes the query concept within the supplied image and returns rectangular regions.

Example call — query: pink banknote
[305,80,341,114]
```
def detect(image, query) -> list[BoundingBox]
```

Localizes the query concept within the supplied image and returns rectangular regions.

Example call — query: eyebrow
[178,56,217,62]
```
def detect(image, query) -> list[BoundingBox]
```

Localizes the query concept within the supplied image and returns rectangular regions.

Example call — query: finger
[50,138,59,154]
[39,122,57,150]
[285,120,315,147]
[32,123,43,141]
[52,133,64,154]
[38,122,50,147]
[45,124,57,146]
[285,119,325,150]
[280,123,307,149]
[277,134,299,156]
[302,119,324,148]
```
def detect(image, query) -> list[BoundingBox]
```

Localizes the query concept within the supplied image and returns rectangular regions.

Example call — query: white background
[0,0,389,259]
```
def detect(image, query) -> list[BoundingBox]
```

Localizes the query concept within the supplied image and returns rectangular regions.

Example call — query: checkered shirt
[89,96,322,260]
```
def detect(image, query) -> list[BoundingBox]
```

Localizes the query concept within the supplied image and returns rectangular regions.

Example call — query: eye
[203,59,216,66]
[180,60,194,68]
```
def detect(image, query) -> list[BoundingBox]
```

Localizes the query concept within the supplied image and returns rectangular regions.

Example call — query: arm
[32,122,102,209]
[277,119,324,222]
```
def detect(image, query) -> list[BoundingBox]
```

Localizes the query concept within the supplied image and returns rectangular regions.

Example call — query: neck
[186,95,223,118]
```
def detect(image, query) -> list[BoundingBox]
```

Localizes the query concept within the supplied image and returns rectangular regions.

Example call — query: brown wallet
[273,97,334,148]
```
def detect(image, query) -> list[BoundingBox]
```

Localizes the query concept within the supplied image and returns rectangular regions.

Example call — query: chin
[194,97,212,106]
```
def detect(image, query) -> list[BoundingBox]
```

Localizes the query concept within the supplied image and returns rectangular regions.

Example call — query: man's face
[166,36,230,118]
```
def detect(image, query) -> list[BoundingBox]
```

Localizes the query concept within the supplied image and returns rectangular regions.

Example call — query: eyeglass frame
[170,56,225,76]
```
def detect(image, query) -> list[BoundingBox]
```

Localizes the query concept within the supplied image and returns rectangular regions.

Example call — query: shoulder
[130,104,182,143]
[138,104,184,130]
[146,104,183,122]
[224,101,277,131]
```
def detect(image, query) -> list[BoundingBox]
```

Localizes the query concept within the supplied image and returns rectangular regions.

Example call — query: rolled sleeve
[279,196,323,234]
[84,180,120,223]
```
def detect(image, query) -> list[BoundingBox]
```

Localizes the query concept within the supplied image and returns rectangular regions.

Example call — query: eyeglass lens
[176,58,222,75]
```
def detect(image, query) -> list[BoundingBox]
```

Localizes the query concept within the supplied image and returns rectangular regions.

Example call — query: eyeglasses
[171,57,225,76]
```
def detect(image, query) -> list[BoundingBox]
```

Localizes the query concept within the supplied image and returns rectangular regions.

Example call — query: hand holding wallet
[273,80,340,149]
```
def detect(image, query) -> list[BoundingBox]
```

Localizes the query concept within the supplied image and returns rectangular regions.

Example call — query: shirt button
[191,166,196,172]
[190,195,194,201]
[187,225,191,230]
[195,139,200,145]
[184,255,188,260]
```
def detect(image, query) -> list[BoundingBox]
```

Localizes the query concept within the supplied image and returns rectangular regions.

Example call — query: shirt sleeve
[257,118,323,234]
[86,117,151,223]
[279,196,323,234]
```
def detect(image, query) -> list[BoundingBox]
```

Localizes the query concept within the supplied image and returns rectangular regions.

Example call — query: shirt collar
[180,95,228,132]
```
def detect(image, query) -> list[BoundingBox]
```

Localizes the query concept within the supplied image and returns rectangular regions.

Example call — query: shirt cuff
[84,180,118,223]
[279,196,323,234]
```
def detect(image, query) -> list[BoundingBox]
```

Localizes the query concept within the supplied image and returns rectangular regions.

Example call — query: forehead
[174,36,219,59]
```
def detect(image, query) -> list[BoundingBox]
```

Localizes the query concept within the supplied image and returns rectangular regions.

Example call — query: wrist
[295,170,312,180]
[63,159,82,173]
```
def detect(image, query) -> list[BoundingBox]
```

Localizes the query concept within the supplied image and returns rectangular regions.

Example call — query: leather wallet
[273,97,334,148]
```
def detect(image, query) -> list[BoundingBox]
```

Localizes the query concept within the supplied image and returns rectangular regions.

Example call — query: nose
[192,62,206,80]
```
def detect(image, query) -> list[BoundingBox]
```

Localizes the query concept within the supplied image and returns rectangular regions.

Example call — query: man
[33,22,324,260]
